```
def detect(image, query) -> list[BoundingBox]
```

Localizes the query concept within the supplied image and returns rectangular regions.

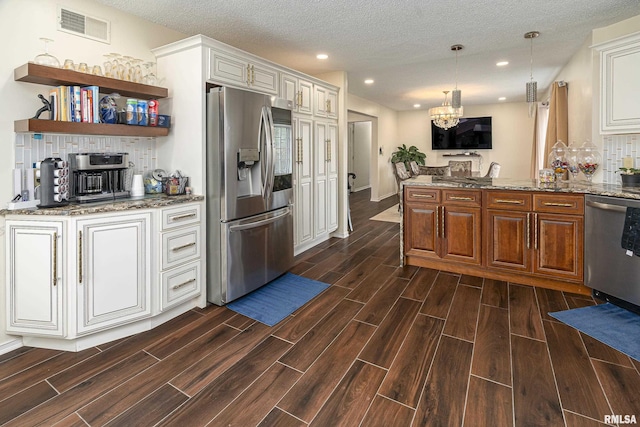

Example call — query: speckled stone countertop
[401,176,640,200]
[1,194,204,216]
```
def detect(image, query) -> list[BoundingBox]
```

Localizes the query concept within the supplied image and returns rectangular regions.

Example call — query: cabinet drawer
[442,189,481,207]
[162,225,201,270]
[161,260,201,311]
[162,204,201,231]
[485,191,532,211]
[533,193,584,215]
[405,187,440,203]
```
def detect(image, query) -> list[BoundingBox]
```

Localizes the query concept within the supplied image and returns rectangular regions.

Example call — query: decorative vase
[548,140,568,181]
[577,141,601,183]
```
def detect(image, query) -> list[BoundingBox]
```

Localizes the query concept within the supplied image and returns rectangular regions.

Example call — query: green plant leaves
[391,144,426,165]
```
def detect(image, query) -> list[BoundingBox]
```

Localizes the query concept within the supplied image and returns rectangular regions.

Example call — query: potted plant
[618,168,640,186]
[391,144,426,169]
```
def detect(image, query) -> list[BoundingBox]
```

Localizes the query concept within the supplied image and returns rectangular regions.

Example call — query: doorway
[347,120,372,192]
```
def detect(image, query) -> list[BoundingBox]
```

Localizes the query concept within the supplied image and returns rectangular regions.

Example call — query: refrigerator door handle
[265,106,276,201]
[228,207,290,232]
[260,106,273,200]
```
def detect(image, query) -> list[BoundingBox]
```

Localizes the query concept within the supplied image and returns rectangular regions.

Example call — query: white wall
[0,0,186,353]
[397,103,534,179]
[347,94,398,201]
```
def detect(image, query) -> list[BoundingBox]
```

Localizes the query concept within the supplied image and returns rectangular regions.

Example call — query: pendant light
[430,44,464,129]
[524,31,540,117]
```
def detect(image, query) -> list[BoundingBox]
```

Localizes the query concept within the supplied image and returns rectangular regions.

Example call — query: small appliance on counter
[68,153,131,203]
[38,157,69,208]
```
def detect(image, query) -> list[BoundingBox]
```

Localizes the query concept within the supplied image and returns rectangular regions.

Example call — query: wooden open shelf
[14,63,170,137]
[15,119,169,137]
[14,63,168,99]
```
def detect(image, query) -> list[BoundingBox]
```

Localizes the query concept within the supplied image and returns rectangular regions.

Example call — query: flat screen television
[431,116,492,150]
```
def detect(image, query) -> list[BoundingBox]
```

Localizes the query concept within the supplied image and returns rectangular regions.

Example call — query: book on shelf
[50,85,101,123]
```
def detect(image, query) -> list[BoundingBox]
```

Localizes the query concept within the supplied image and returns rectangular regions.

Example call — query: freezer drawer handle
[585,200,627,213]
[170,213,197,222]
[229,209,290,232]
[172,278,196,290]
[171,242,196,252]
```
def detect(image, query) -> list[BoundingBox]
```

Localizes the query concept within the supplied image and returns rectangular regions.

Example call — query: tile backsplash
[14,133,157,174]
[602,133,640,184]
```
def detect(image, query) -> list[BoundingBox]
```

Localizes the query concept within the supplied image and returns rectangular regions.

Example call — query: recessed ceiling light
[496,61,509,67]
[413,104,421,108]
[498,97,506,101]
[316,53,328,60]
[364,79,374,84]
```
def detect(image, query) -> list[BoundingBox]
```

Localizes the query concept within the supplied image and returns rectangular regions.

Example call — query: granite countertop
[1,194,204,216]
[401,176,640,200]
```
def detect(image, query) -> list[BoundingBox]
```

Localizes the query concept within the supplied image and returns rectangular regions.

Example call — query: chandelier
[429,91,463,130]
[429,44,464,129]
[524,31,540,117]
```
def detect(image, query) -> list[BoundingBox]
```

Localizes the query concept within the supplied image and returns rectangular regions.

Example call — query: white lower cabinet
[4,201,204,351]
[76,213,151,334]
[6,220,64,337]
[157,203,203,311]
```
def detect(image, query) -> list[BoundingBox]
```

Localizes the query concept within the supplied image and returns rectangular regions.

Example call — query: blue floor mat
[549,303,640,361]
[226,273,330,326]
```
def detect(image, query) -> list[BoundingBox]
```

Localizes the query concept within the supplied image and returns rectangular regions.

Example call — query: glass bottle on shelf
[547,140,568,181]
[577,140,601,183]
[566,142,581,181]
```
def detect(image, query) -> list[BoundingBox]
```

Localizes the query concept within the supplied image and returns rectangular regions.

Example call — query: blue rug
[549,303,640,361]
[226,273,330,326]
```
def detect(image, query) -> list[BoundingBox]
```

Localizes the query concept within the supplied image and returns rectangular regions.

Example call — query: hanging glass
[33,38,60,68]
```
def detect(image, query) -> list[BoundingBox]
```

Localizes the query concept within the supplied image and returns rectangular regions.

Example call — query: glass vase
[577,141,601,183]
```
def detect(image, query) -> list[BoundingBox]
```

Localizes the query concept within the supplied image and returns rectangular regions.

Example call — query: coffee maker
[68,153,131,203]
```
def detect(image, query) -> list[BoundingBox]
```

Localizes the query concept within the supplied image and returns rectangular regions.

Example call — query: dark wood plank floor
[2,189,639,426]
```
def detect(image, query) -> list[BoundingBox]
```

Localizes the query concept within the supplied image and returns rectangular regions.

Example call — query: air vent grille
[57,6,110,44]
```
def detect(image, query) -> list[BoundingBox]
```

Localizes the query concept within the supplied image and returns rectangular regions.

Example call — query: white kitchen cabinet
[327,90,338,119]
[5,220,64,337]
[595,32,640,134]
[294,117,314,246]
[315,121,328,237]
[209,48,279,95]
[281,73,313,115]
[327,122,339,231]
[314,85,338,119]
[158,203,203,311]
[76,213,151,334]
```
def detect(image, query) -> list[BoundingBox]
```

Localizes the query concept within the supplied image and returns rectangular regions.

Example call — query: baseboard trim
[0,337,24,356]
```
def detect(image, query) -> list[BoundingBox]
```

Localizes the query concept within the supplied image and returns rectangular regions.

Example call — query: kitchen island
[400,176,640,295]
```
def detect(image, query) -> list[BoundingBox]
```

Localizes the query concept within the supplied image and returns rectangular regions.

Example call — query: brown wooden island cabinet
[404,187,482,265]
[403,185,590,295]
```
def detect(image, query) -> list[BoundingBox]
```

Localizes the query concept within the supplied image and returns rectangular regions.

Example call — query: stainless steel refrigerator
[206,86,294,305]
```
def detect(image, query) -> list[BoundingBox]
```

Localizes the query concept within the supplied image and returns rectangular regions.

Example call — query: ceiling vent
[57,6,111,44]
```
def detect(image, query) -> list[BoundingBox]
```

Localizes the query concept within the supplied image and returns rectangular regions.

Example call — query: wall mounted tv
[431,116,492,150]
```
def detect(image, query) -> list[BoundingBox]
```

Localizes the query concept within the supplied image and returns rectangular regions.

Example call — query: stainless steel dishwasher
[585,194,640,313]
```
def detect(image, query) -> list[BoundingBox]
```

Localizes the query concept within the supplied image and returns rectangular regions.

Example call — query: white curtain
[536,102,550,172]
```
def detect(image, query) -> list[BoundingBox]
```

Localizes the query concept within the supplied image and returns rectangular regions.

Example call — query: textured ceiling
[96,0,639,111]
